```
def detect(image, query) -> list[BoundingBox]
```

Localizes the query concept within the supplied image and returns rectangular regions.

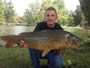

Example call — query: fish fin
[42,50,50,57]
[5,43,10,48]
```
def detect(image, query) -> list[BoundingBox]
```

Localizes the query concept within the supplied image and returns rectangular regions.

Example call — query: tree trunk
[79,0,90,27]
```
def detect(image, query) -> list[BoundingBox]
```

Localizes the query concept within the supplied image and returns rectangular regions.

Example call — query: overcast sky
[9,0,80,16]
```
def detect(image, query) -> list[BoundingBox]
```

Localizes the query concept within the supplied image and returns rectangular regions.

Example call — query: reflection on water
[0,25,35,36]
[13,26,26,35]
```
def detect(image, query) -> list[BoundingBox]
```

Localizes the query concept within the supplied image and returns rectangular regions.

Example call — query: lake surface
[0,25,35,36]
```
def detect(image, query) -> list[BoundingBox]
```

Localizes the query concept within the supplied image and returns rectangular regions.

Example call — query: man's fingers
[19,40,25,47]
[20,40,25,43]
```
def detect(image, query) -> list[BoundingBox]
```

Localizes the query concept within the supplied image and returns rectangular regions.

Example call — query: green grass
[0,47,48,68]
[0,43,90,68]
[0,47,32,68]
[63,44,90,68]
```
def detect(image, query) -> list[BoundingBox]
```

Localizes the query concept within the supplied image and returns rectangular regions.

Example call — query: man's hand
[19,40,28,48]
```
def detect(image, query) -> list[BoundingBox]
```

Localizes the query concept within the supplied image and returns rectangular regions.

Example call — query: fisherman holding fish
[20,7,67,68]
[0,6,81,68]
[0,6,82,68]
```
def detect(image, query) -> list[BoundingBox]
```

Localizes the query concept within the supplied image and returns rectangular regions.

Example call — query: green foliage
[66,11,74,26]
[73,5,86,26]
[79,0,90,26]
[53,0,65,10]
[0,0,89,26]
[67,5,86,26]
[4,0,16,23]
[58,8,69,26]
[23,9,33,24]
[0,0,17,24]
[23,0,69,26]
[0,0,5,22]
[23,1,40,25]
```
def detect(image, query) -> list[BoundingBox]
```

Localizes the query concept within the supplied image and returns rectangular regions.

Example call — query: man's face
[45,10,57,25]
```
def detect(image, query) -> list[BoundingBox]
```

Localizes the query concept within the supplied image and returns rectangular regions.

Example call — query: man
[21,7,64,68]
[29,7,65,68]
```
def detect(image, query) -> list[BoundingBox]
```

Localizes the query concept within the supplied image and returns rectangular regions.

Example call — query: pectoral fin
[42,50,50,57]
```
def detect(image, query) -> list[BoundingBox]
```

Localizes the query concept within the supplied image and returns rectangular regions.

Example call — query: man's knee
[48,61,63,68]
[55,61,64,68]
[53,58,63,68]
[47,53,64,68]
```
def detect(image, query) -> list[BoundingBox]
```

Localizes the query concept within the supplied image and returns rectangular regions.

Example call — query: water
[0,25,35,46]
[0,25,35,36]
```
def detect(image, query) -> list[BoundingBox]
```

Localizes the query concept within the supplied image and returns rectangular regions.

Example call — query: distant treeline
[0,0,87,26]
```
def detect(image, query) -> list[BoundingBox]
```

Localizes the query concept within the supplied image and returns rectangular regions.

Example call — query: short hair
[45,7,57,16]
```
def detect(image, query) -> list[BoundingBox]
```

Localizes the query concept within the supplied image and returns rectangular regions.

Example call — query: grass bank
[0,43,90,68]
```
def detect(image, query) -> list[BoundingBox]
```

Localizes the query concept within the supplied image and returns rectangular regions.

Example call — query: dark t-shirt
[34,21,64,32]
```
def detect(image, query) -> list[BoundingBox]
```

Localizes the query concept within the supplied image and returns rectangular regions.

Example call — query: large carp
[0,30,82,57]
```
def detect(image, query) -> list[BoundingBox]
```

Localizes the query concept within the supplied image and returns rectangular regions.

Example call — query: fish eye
[73,37,76,40]
[65,34,70,38]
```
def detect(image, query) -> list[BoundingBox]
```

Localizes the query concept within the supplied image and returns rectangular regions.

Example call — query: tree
[53,0,65,10]
[39,0,53,21]
[23,9,33,24]
[79,0,90,26]
[67,11,74,26]
[23,1,40,25]
[72,5,86,26]
[4,0,16,23]
[23,0,69,26]
[57,8,69,26]
[0,0,5,23]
